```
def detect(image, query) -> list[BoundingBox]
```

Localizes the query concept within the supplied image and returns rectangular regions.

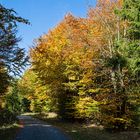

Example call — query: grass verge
[0,123,21,140]
[34,113,140,140]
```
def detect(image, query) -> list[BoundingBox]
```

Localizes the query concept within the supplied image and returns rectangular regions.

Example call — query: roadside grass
[0,123,21,140]
[34,112,140,140]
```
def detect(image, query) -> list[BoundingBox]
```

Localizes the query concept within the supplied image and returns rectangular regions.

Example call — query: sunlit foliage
[29,0,140,130]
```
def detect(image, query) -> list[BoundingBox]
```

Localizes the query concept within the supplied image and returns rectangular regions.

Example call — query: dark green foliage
[121,0,140,39]
[57,92,78,120]
[0,109,17,126]
[122,0,140,108]
[0,4,29,75]
[120,0,140,76]
[0,4,29,126]
[21,98,31,112]
[106,53,127,70]
[5,83,22,114]
[0,68,10,95]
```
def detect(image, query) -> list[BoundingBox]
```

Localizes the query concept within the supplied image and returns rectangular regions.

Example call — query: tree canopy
[1,0,139,131]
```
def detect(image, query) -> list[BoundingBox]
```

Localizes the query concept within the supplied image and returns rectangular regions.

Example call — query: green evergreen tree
[118,0,140,128]
[120,0,140,76]
[0,4,29,75]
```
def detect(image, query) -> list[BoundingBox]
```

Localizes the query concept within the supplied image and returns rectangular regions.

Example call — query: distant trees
[18,69,50,113]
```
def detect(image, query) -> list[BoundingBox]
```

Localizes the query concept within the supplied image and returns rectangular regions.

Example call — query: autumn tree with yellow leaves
[28,0,140,130]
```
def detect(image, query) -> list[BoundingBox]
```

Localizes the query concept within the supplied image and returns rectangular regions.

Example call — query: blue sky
[1,0,96,52]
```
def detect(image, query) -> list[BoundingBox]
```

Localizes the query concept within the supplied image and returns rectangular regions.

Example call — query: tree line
[0,0,140,130]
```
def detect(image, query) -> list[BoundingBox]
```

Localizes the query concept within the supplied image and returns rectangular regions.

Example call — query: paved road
[14,115,71,140]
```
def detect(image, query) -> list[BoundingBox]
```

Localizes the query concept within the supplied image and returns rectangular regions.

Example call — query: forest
[0,0,140,139]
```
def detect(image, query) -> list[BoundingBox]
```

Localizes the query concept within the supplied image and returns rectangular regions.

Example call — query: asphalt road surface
[14,115,71,140]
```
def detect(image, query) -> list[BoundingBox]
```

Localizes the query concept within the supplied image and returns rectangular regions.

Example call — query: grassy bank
[0,123,21,140]
[34,113,140,140]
